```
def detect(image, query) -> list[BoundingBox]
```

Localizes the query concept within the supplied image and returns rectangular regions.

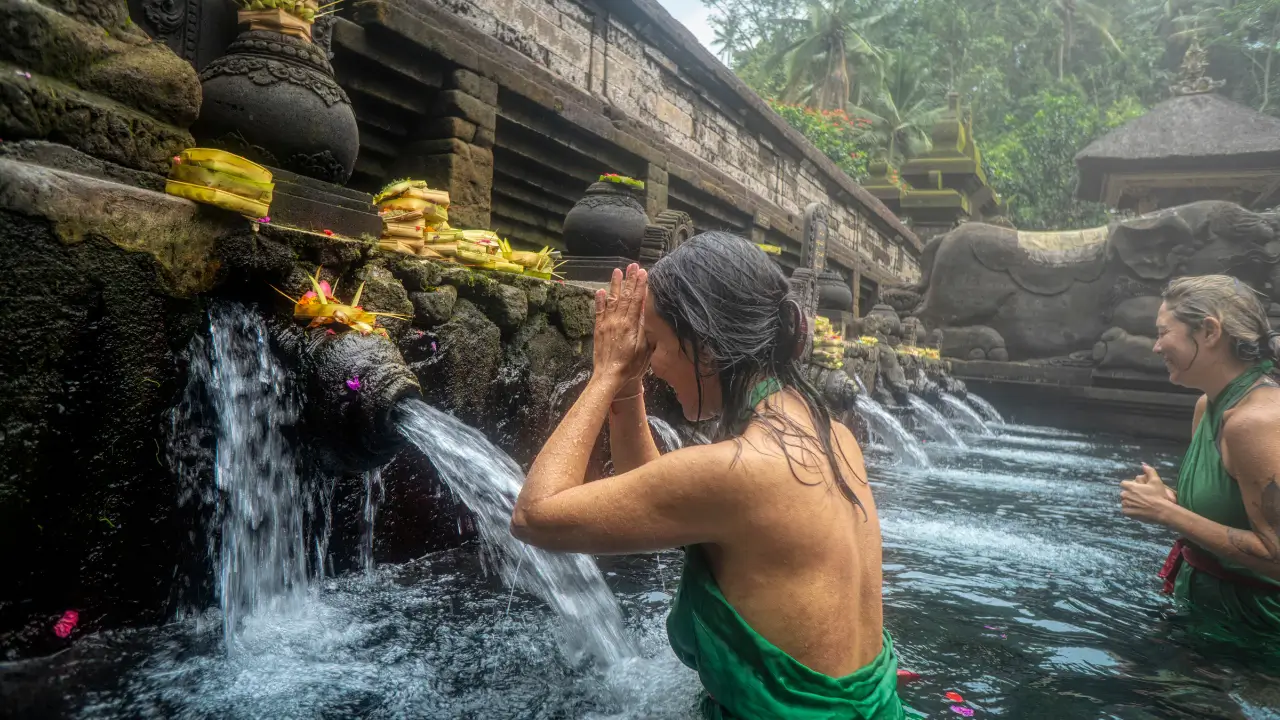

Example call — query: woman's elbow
[510,506,551,547]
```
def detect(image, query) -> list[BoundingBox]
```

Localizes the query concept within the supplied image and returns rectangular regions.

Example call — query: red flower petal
[945,691,964,703]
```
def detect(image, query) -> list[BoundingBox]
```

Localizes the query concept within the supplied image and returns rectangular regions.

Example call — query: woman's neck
[1200,358,1255,402]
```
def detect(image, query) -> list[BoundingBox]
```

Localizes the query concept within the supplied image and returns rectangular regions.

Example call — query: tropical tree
[766,0,884,111]
[848,50,947,166]
[1051,0,1124,80]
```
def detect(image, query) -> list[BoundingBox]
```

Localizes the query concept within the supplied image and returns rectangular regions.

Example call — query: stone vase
[816,270,853,312]
[193,28,359,184]
[562,181,649,258]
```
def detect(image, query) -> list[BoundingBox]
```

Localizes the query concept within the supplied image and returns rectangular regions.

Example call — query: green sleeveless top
[667,546,905,719]
[1175,361,1280,632]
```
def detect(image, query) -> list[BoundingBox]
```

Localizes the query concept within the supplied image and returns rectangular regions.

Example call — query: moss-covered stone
[485,283,528,333]
[411,298,502,422]
[0,0,201,127]
[0,67,193,175]
[554,288,595,339]
[355,264,414,339]
[409,285,457,327]
[391,257,443,292]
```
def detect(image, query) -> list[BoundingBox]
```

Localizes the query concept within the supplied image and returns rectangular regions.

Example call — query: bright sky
[655,0,719,56]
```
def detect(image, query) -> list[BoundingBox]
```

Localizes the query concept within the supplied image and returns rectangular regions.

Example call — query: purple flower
[256,216,271,224]
[346,376,361,392]
[430,341,438,352]
[951,706,974,717]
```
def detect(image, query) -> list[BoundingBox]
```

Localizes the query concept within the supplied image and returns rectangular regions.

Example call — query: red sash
[1159,538,1280,594]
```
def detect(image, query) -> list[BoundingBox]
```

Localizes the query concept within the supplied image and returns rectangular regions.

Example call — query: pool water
[4,424,1280,719]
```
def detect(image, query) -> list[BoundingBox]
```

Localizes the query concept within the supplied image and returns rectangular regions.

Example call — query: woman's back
[703,391,884,676]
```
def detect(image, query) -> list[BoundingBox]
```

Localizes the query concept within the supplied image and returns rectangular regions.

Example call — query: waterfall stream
[359,468,384,574]
[852,396,930,468]
[647,416,684,452]
[940,392,992,434]
[396,398,635,666]
[965,392,1005,424]
[907,394,967,448]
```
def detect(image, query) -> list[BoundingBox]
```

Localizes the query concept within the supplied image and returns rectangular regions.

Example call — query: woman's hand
[593,264,651,391]
[1120,463,1177,525]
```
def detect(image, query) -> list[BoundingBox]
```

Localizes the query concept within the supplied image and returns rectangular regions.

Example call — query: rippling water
[6,423,1280,719]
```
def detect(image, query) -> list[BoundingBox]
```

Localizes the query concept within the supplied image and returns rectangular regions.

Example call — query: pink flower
[257,216,270,223]
[951,706,974,717]
[323,229,334,236]
[346,376,361,392]
[53,610,79,638]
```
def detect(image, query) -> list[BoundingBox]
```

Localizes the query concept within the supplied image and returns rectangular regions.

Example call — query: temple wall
[339,0,919,286]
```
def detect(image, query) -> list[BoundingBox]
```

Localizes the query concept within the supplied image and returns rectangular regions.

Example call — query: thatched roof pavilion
[1076,41,1280,213]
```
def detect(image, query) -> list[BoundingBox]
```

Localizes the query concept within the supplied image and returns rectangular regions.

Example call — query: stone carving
[562,182,650,258]
[1170,38,1225,97]
[914,201,1280,369]
[816,270,853,312]
[802,202,829,275]
[194,29,359,184]
[140,0,185,36]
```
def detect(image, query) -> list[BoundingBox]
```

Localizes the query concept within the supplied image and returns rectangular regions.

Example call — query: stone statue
[913,201,1280,370]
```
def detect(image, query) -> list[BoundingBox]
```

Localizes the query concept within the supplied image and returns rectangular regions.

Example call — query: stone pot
[562,181,649,258]
[194,29,359,185]
[816,270,853,312]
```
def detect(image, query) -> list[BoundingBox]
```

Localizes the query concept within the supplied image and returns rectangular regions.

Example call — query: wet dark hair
[1163,275,1280,371]
[647,231,866,513]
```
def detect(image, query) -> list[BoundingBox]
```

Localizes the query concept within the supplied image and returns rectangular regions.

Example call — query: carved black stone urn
[193,29,359,185]
[562,181,649,258]
[817,269,854,312]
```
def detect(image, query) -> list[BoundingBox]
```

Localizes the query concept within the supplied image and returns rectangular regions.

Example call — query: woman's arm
[608,379,662,473]
[1122,407,1280,581]
[513,263,742,554]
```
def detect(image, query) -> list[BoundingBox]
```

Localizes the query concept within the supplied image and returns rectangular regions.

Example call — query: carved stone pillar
[395,68,497,229]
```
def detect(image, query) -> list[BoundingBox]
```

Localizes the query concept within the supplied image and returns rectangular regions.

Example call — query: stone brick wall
[410,0,920,285]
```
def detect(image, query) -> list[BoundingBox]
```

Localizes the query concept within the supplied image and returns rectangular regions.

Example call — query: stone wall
[333,0,920,288]
[424,0,919,284]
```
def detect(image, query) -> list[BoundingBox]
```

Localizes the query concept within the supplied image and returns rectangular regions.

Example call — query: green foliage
[983,91,1144,230]
[766,99,874,179]
[709,0,1280,230]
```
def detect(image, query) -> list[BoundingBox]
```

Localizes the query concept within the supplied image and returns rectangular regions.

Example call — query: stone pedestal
[394,68,496,229]
[0,0,201,175]
[268,165,382,238]
[557,256,635,283]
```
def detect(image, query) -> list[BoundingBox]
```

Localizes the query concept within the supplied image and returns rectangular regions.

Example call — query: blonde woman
[1121,275,1280,633]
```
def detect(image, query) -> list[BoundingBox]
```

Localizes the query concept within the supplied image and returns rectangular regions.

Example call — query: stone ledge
[0,156,228,296]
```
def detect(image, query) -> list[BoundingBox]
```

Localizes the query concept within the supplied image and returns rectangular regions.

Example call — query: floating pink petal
[951,706,974,717]
[346,376,361,392]
[896,669,921,684]
[53,610,79,638]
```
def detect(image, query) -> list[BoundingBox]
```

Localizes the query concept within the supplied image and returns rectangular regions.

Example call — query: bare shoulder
[1222,389,1280,479]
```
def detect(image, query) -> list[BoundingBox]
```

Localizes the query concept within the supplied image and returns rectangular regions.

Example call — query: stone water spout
[275,324,422,472]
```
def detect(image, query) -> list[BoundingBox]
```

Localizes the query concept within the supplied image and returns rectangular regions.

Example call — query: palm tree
[766,0,884,111]
[1052,0,1124,80]
[848,51,946,166]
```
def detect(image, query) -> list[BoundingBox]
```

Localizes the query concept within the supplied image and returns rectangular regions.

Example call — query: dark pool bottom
[5,424,1280,719]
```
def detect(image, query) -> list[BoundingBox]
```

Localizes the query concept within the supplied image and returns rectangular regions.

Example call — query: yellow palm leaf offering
[375,179,451,246]
[165,148,273,218]
[456,230,503,268]
[271,266,410,339]
[811,316,844,369]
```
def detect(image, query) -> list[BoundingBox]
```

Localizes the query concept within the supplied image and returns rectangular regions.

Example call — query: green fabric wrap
[667,546,905,719]
[1174,361,1280,635]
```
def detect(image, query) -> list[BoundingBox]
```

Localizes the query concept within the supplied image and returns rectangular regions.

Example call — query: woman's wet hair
[647,231,865,513]
[1163,275,1280,364]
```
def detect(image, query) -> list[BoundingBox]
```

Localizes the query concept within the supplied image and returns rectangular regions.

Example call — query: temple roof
[1076,93,1280,201]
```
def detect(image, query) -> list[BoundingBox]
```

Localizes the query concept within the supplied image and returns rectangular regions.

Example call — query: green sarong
[1171,361,1280,637]
[667,545,905,719]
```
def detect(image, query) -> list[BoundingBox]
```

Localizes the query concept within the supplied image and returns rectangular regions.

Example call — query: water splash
[550,369,592,413]
[852,396,930,468]
[940,392,991,434]
[396,398,635,666]
[647,416,684,452]
[907,394,967,448]
[205,304,307,649]
[359,468,384,573]
[965,392,1005,424]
